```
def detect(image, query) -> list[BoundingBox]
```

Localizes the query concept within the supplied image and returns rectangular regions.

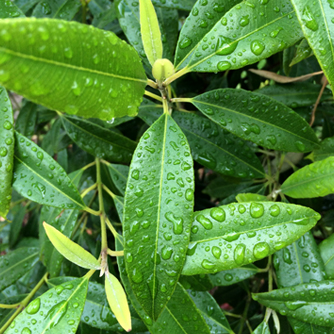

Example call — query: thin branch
[310,77,328,127]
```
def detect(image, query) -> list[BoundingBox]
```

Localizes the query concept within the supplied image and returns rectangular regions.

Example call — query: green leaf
[88,0,118,30]
[174,0,303,73]
[313,137,334,161]
[180,274,214,291]
[61,115,136,163]
[13,131,85,209]
[253,280,334,328]
[0,86,14,218]
[151,0,195,10]
[9,205,25,247]
[104,162,129,196]
[43,222,100,270]
[290,0,334,88]
[5,277,88,334]
[320,233,334,279]
[174,0,241,70]
[14,0,39,13]
[32,0,81,20]
[15,101,38,137]
[253,321,270,334]
[0,0,24,18]
[139,0,162,65]
[281,157,334,198]
[182,202,320,275]
[0,18,147,120]
[290,39,314,67]
[123,113,194,320]
[105,271,132,332]
[191,89,319,152]
[0,247,39,292]
[236,193,268,202]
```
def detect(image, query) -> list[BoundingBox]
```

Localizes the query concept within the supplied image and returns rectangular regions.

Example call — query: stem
[81,183,97,198]
[81,160,96,171]
[163,97,169,115]
[107,249,124,257]
[237,297,251,334]
[144,90,163,102]
[84,206,100,216]
[102,184,115,199]
[170,97,192,104]
[310,77,328,127]
[80,0,87,24]
[147,79,158,89]
[268,255,273,292]
[105,216,123,246]
[0,273,48,334]
[164,67,189,86]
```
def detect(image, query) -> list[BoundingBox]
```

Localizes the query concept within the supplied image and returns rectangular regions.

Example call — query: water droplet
[201,259,215,270]
[250,203,264,218]
[135,208,144,217]
[0,147,8,157]
[179,37,192,49]
[302,6,319,31]
[210,207,225,222]
[212,246,221,259]
[167,172,175,180]
[71,81,81,96]
[21,328,31,334]
[285,300,307,310]
[250,40,265,55]
[64,47,73,59]
[5,137,12,145]
[3,120,12,130]
[161,246,173,260]
[295,141,306,152]
[197,214,213,230]
[283,247,293,264]
[253,242,270,259]
[131,169,140,180]
[270,204,280,217]
[223,233,240,242]
[239,15,249,26]
[266,135,277,146]
[131,267,143,283]
[26,298,40,314]
[185,188,194,201]
[217,61,231,71]
[216,36,238,55]
[46,300,68,328]
[165,212,184,234]
[234,244,246,265]
[238,204,246,214]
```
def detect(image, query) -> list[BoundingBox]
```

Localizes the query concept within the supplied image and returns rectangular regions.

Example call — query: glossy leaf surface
[290,0,334,88]
[0,87,14,218]
[320,233,334,278]
[61,115,136,163]
[281,157,334,198]
[13,132,85,209]
[0,247,39,292]
[183,202,320,275]
[0,0,24,18]
[105,162,129,196]
[5,277,88,334]
[174,0,303,72]
[253,280,334,328]
[191,89,319,152]
[0,18,146,120]
[123,113,194,320]
[32,0,81,20]
[43,222,101,270]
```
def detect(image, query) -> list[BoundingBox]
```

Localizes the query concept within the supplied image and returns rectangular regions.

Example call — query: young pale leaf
[253,280,334,328]
[290,0,334,89]
[319,233,334,279]
[5,277,88,334]
[174,0,303,73]
[182,202,320,275]
[0,87,14,218]
[0,18,146,120]
[139,0,162,65]
[281,157,334,198]
[0,247,39,292]
[32,0,81,20]
[191,89,319,152]
[123,113,194,320]
[61,115,136,163]
[105,271,132,332]
[13,132,85,210]
[253,321,270,334]
[43,222,100,270]
[0,0,24,18]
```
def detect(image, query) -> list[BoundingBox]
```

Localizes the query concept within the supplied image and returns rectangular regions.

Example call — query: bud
[152,58,175,82]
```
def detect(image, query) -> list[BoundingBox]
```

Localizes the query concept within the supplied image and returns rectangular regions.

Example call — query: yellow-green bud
[152,58,175,82]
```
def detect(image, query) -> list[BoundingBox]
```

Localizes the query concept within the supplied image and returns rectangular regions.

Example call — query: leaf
[173,111,265,179]
[313,137,334,161]
[123,113,194,320]
[257,83,332,108]
[104,163,129,196]
[61,115,136,163]
[182,202,320,275]
[9,205,25,247]
[88,0,118,30]
[43,222,100,270]
[151,0,195,10]
[253,280,334,328]
[189,290,233,334]
[253,321,270,334]
[174,0,303,73]
[180,274,214,291]
[105,271,132,332]
[139,0,162,65]
[32,0,81,20]
[15,101,38,137]
[14,0,39,13]
[289,0,334,89]
[5,277,88,334]
[174,0,241,71]
[0,247,39,292]
[191,89,320,152]
[13,132,85,209]
[281,157,334,198]
[236,193,268,202]
[0,86,14,218]
[0,18,146,120]
[319,233,334,279]
[0,0,24,18]
[290,39,314,67]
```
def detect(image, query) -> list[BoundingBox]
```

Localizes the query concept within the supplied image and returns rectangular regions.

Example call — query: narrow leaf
[320,233,334,278]
[313,137,334,161]
[0,0,24,18]
[0,18,146,120]
[191,89,319,152]
[123,113,194,320]
[281,157,334,198]
[5,277,88,334]
[0,86,14,218]
[43,222,100,270]
[182,202,320,275]
[105,163,129,196]
[13,132,85,209]
[105,271,132,332]
[15,101,38,137]
[9,205,25,247]
[139,0,162,65]
[32,0,81,20]
[253,321,270,334]
[290,39,314,67]
[151,0,195,10]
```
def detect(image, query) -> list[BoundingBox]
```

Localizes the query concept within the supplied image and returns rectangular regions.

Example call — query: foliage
[1,0,334,333]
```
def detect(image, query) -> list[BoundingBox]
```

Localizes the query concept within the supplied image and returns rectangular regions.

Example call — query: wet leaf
[32,0,81,20]
[236,193,268,202]
[15,101,38,138]
[105,162,129,196]
[9,205,25,247]
[253,321,270,334]
[290,39,314,67]
[182,202,320,275]
[313,137,334,161]
[88,0,118,30]
[151,0,195,10]
[0,0,24,18]
[320,233,334,279]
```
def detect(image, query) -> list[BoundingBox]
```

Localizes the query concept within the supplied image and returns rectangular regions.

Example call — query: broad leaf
[253,280,334,328]
[281,157,334,198]
[0,86,14,218]
[290,0,334,88]
[151,0,195,10]
[61,115,136,163]
[191,89,319,152]
[320,233,334,278]
[13,132,85,209]
[15,101,38,137]
[32,0,81,20]
[313,137,334,161]
[43,222,101,270]
[123,113,194,320]
[0,18,146,120]
[182,202,320,275]
[253,321,270,334]
[0,0,24,18]
[0,247,39,292]
[174,0,303,73]
[105,162,129,196]
[5,277,88,334]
